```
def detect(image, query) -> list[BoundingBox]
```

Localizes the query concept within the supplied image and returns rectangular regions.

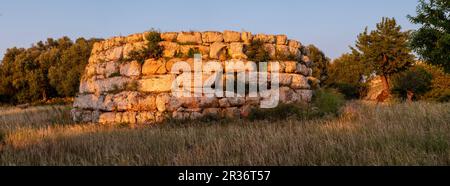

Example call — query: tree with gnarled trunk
[351,18,415,99]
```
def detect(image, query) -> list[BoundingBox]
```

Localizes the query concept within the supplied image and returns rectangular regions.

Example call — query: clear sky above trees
[0,0,418,59]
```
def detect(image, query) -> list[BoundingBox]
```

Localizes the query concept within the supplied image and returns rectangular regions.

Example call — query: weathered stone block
[159,41,180,58]
[120,61,142,77]
[290,74,310,89]
[210,42,227,59]
[276,35,287,45]
[255,34,276,43]
[223,30,241,42]
[296,63,311,76]
[202,31,224,43]
[161,32,178,42]
[142,59,167,75]
[176,32,202,44]
[138,75,176,93]
[283,61,298,73]
[74,94,104,110]
[228,42,247,59]
[288,40,301,49]
[241,32,253,43]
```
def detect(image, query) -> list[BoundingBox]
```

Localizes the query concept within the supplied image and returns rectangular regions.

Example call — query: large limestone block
[264,44,276,58]
[165,58,184,73]
[290,74,310,89]
[267,61,284,73]
[276,35,288,45]
[241,31,253,43]
[126,33,144,43]
[296,63,311,76]
[136,112,156,124]
[161,32,178,42]
[245,97,261,106]
[295,89,313,102]
[302,55,312,66]
[283,61,298,73]
[71,109,98,123]
[288,40,301,49]
[99,112,137,124]
[172,111,190,120]
[176,32,202,44]
[137,94,157,111]
[209,42,227,59]
[142,59,167,75]
[228,42,247,59]
[99,112,116,124]
[167,96,183,112]
[123,42,146,59]
[198,46,210,59]
[120,61,142,77]
[279,73,293,86]
[156,93,171,112]
[222,107,240,118]
[289,46,301,58]
[198,97,219,108]
[219,98,230,108]
[121,112,137,124]
[255,34,276,43]
[74,94,104,110]
[275,45,290,58]
[138,75,176,93]
[105,61,120,77]
[102,37,125,51]
[91,42,104,54]
[279,86,298,104]
[105,46,123,61]
[80,77,131,94]
[111,91,140,111]
[159,41,180,58]
[227,97,245,107]
[178,97,200,108]
[223,30,241,42]
[202,31,224,43]
[203,108,221,116]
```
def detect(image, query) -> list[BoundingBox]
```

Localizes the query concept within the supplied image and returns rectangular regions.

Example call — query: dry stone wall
[72,30,316,124]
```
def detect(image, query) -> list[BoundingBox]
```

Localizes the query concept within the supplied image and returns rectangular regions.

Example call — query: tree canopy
[408,0,450,73]
[307,45,330,85]
[0,37,101,104]
[325,52,368,99]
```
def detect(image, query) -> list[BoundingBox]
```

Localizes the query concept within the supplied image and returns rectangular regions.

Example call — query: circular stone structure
[72,30,316,124]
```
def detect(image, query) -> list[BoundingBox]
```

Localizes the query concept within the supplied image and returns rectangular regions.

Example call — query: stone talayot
[72,30,315,124]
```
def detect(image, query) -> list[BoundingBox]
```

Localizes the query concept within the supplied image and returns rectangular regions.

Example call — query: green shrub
[332,83,367,100]
[248,89,345,121]
[312,88,345,116]
[245,39,270,62]
[248,103,304,122]
[420,64,450,102]
[187,48,201,58]
[392,66,432,100]
[126,29,163,64]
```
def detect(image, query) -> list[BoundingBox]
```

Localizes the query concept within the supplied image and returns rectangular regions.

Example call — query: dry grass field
[0,101,449,166]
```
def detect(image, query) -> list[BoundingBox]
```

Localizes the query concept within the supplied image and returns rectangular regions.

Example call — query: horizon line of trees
[0,37,102,104]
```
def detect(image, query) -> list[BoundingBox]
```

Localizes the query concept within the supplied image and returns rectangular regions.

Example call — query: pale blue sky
[0,0,419,59]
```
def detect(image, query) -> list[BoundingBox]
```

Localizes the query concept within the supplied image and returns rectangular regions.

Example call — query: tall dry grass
[0,101,449,166]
